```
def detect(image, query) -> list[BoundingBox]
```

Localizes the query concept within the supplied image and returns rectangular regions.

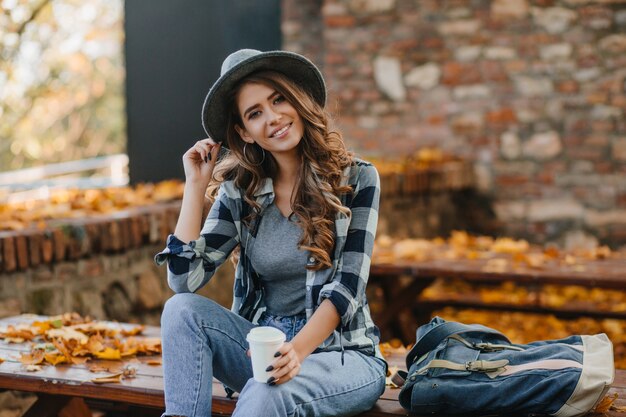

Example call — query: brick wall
[0,203,234,323]
[282,0,626,248]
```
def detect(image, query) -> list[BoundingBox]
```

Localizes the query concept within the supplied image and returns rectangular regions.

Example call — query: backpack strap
[406,321,511,368]
[415,359,509,375]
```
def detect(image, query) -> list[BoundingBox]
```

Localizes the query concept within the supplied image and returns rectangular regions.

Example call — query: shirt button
[308,256,315,263]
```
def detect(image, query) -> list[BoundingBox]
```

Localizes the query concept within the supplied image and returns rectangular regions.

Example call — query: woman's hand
[266,342,303,386]
[182,138,221,185]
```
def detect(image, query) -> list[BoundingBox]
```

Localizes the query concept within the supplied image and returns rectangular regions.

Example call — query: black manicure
[267,376,275,384]
[269,381,276,386]
[204,156,208,163]
[207,152,212,161]
[265,365,274,372]
[274,351,282,357]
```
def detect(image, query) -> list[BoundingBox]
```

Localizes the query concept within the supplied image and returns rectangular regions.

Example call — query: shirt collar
[253,177,275,197]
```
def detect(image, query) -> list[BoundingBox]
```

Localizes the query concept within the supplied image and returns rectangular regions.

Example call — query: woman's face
[235,82,304,158]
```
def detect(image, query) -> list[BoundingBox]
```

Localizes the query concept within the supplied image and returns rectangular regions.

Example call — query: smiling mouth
[270,123,291,138]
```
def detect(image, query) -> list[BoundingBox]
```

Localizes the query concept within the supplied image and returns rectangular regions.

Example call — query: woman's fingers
[181,138,221,182]
[193,141,214,162]
[184,139,220,164]
[267,343,301,385]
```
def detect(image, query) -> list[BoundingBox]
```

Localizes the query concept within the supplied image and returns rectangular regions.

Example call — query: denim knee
[234,379,294,416]
[161,293,221,331]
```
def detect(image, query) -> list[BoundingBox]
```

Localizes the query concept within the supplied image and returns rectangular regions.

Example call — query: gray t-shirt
[249,203,307,316]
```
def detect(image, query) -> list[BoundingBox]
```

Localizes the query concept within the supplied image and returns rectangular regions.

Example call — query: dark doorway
[125,1,282,183]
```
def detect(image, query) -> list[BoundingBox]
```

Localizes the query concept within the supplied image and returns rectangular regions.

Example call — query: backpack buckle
[473,342,503,352]
[465,360,509,372]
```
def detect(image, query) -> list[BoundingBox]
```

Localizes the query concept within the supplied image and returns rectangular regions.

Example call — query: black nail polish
[267,376,275,384]
[265,365,273,372]
[208,153,212,161]
[204,156,208,163]
[274,352,281,358]
[269,381,276,386]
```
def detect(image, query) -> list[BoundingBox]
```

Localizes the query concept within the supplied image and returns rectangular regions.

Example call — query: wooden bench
[1,314,624,417]
[369,255,626,342]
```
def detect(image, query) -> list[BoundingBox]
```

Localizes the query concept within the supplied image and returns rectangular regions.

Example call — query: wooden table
[0,315,405,416]
[369,255,626,342]
[1,314,625,417]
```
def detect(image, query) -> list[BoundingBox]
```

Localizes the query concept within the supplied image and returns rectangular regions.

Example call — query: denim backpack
[394,317,614,417]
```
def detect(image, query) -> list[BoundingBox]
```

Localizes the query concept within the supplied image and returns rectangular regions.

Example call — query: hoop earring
[243,143,266,166]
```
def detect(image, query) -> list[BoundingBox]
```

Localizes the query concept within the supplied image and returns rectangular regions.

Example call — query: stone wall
[0,203,235,323]
[0,246,235,325]
[282,0,626,248]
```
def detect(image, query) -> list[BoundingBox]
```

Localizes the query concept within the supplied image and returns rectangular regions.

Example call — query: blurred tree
[0,0,125,172]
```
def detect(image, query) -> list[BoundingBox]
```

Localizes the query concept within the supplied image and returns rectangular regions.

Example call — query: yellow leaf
[44,353,67,366]
[94,347,121,360]
[32,321,52,333]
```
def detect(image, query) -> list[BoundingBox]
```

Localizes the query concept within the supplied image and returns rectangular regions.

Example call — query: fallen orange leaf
[20,350,45,365]
[594,393,617,413]
[91,372,123,384]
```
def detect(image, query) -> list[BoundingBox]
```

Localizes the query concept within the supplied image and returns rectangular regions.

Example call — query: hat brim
[201,51,326,146]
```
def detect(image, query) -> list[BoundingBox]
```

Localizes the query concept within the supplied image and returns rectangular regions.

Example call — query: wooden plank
[41,232,54,264]
[414,299,626,320]
[27,233,41,267]
[52,229,66,262]
[0,360,164,408]
[370,257,626,290]
[1,235,16,272]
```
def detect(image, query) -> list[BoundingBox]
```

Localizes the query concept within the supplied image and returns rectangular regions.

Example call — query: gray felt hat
[201,49,327,145]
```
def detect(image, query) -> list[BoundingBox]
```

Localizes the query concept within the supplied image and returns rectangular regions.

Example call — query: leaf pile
[370,147,461,175]
[373,230,614,267]
[421,278,626,313]
[0,180,183,231]
[0,313,161,368]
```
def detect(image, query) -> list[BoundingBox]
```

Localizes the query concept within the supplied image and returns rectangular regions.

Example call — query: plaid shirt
[155,159,384,362]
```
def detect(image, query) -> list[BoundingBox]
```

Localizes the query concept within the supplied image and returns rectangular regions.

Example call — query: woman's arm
[155,139,242,294]
[266,299,340,385]
[174,139,221,242]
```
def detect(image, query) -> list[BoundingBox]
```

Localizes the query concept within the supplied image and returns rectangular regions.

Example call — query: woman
[156,49,386,417]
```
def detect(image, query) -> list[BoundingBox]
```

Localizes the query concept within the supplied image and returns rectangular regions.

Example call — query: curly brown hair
[207,70,353,270]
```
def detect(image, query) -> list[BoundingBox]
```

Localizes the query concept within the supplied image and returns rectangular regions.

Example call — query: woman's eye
[248,110,260,119]
[273,95,285,104]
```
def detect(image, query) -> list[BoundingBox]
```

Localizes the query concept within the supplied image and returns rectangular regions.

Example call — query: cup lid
[246,326,286,343]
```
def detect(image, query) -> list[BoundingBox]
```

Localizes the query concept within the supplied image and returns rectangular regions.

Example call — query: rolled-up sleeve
[319,164,380,327]
[154,186,240,293]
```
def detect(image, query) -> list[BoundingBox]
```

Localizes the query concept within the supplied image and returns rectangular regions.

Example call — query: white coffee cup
[247,326,286,383]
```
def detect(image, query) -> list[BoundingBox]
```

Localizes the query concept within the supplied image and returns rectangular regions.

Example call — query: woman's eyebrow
[242,90,280,118]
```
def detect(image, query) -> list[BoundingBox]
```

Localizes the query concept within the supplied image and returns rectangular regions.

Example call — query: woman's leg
[232,350,386,417]
[160,293,255,417]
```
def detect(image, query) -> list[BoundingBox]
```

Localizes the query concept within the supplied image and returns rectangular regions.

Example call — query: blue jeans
[161,293,386,417]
